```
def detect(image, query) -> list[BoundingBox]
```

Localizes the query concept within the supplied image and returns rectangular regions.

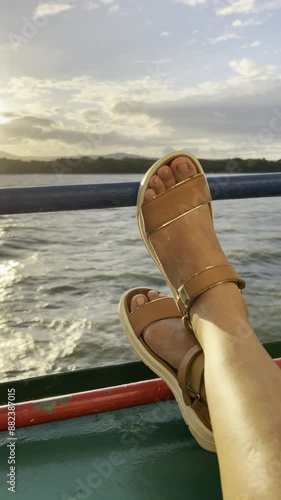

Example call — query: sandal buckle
[178,285,190,306]
[182,314,192,332]
[186,383,201,401]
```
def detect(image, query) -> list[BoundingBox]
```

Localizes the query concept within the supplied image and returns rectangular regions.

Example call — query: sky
[0,0,281,159]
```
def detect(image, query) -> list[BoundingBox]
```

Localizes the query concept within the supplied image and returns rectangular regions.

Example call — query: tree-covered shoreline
[0,156,281,175]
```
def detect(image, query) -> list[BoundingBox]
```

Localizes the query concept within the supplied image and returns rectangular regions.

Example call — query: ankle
[190,282,250,346]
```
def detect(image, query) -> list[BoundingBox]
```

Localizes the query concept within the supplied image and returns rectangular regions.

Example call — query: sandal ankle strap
[177,264,245,330]
[178,345,203,405]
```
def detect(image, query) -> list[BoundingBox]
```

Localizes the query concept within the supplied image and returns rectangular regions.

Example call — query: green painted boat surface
[0,341,280,500]
[0,402,222,500]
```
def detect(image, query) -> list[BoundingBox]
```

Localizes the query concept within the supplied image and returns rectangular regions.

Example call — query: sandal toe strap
[142,173,211,236]
[129,296,181,338]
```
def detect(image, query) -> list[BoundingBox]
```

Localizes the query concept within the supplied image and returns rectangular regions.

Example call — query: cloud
[106,59,281,158]
[160,31,171,37]
[1,62,281,159]
[216,0,281,16]
[111,77,281,156]
[2,112,19,118]
[232,18,263,27]
[84,1,100,10]
[216,0,256,16]
[250,40,261,47]
[262,0,281,10]
[33,2,75,19]
[0,115,160,154]
[229,58,275,77]
[174,0,206,5]
[108,4,120,14]
[240,41,261,48]
[209,32,240,43]
[83,109,101,122]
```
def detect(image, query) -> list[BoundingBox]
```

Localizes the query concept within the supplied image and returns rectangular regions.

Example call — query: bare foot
[130,288,199,371]
[143,156,247,345]
[129,288,211,430]
[144,156,228,291]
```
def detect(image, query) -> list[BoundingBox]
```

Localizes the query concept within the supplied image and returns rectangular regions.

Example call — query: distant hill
[0,151,20,160]
[0,151,151,162]
[0,151,58,161]
[0,155,280,175]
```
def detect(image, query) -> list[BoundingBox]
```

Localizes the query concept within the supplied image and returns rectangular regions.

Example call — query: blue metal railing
[0,173,281,215]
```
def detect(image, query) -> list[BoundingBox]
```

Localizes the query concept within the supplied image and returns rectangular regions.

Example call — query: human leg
[122,154,281,499]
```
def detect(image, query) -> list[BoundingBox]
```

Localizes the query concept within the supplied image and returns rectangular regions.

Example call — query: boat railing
[1,172,281,214]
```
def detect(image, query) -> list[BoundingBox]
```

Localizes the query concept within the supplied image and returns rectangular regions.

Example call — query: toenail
[145,189,156,200]
[177,163,189,173]
[136,296,146,306]
[153,177,159,184]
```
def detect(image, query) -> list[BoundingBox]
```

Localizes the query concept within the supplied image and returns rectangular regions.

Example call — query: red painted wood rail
[0,378,173,430]
[1,358,280,431]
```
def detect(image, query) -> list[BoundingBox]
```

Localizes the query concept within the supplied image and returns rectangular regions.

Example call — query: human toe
[144,188,156,202]
[130,294,148,312]
[149,175,166,195]
[157,165,176,189]
[170,156,197,183]
[147,289,162,301]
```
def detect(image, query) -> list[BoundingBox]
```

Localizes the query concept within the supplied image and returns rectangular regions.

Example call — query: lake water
[0,173,281,382]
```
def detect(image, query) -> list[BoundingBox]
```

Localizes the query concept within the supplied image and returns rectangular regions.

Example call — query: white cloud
[84,1,100,10]
[217,0,256,16]
[250,40,261,47]
[160,31,171,37]
[229,58,275,78]
[1,66,281,159]
[33,2,74,19]
[240,41,261,48]
[209,32,239,43]
[232,19,246,26]
[174,0,206,5]
[262,0,281,10]
[217,0,281,16]
[108,4,120,14]
[232,18,263,27]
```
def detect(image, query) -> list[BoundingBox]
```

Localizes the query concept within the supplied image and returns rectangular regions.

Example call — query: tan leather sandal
[137,151,245,331]
[119,287,215,452]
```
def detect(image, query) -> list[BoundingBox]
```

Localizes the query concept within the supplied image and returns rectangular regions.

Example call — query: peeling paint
[32,401,56,414]
[33,396,70,414]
